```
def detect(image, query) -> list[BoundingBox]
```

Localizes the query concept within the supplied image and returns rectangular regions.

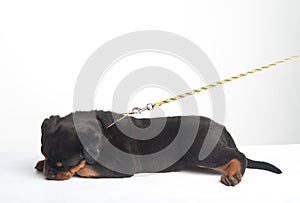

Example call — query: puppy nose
[46,169,56,180]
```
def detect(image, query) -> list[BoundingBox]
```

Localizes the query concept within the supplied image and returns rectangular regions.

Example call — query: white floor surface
[1,145,299,203]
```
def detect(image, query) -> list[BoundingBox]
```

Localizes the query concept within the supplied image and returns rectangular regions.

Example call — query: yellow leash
[106,54,300,129]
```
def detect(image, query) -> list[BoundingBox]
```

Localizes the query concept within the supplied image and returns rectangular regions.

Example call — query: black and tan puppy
[35,110,282,186]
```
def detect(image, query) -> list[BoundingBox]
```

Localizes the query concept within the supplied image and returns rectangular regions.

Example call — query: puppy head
[39,115,85,180]
[36,111,108,180]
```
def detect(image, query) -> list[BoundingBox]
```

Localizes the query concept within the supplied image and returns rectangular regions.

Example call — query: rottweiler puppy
[35,110,282,186]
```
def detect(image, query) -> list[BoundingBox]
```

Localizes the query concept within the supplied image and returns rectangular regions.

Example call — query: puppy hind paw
[221,172,242,186]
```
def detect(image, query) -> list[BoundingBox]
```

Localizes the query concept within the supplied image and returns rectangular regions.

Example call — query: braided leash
[152,54,300,107]
[106,54,300,129]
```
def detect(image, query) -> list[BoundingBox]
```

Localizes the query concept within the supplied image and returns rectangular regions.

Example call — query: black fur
[37,110,282,184]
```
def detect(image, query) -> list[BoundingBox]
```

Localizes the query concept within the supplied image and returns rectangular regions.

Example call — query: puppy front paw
[35,160,45,172]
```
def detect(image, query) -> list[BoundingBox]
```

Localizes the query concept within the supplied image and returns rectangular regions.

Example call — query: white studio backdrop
[0,0,299,152]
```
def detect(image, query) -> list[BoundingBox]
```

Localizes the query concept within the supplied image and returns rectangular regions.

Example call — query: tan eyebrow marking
[56,162,63,167]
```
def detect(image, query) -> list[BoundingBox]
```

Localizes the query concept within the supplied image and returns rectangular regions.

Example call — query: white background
[1,1,300,203]
[0,0,299,151]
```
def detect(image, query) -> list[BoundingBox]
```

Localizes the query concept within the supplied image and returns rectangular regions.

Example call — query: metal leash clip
[106,103,154,129]
[130,103,154,114]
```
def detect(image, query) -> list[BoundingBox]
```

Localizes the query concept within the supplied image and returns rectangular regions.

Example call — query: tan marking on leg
[69,160,86,174]
[76,165,100,178]
[196,165,211,169]
[215,159,243,186]
[55,160,86,181]
[55,171,73,180]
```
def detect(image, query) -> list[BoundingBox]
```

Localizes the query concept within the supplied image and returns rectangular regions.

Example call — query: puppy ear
[81,130,103,164]
[78,112,104,165]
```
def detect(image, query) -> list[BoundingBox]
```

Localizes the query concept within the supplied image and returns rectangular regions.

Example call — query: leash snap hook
[131,103,154,114]
[131,107,142,114]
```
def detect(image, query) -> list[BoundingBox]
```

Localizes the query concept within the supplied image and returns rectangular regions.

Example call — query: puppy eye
[56,162,63,167]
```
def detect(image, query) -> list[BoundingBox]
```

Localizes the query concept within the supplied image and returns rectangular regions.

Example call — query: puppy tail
[246,158,282,174]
